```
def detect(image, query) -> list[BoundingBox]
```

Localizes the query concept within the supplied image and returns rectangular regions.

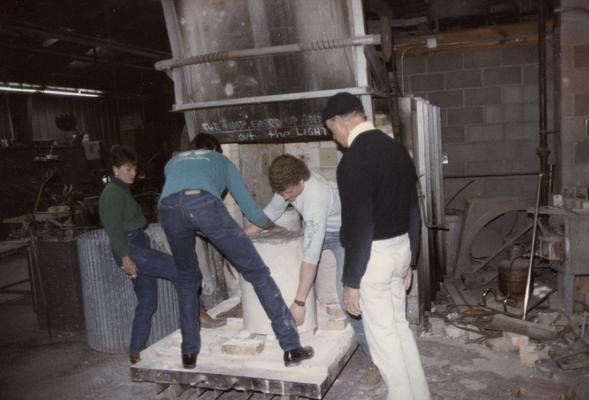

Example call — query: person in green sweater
[99,145,179,365]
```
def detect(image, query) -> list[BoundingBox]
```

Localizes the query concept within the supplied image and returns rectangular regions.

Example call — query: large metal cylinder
[240,230,317,336]
[77,225,179,353]
[163,0,358,142]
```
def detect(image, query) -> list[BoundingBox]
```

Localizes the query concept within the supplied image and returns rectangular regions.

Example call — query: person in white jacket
[245,154,381,387]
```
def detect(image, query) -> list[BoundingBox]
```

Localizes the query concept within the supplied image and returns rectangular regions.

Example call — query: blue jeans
[112,229,177,353]
[324,231,371,359]
[159,190,300,354]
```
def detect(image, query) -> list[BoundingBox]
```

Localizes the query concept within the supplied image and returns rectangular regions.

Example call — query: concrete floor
[2,254,589,399]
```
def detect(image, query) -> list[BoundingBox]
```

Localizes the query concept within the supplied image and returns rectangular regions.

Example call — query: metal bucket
[498,257,529,298]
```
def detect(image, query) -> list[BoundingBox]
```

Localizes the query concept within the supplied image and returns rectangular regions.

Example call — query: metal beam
[155,35,380,71]
[172,87,383,112]
[1,43,156,72]
[0,17,170,59]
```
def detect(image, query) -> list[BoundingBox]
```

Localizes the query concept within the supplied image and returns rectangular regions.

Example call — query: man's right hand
[244,224,263,236]
[121,255,138,278]
[289,302,306,326]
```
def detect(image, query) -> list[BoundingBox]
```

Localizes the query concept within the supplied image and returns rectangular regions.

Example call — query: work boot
[199,311,226,329]
[284,346,314,367]
[182,353,197,369]
[359,362,383,390]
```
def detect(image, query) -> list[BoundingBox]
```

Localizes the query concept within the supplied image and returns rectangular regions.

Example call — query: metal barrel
[77,225,179,353]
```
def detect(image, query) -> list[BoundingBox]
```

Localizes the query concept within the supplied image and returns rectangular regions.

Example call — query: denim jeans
[323,231,371,359]
[112,229,177,353]
[159,190,300,354]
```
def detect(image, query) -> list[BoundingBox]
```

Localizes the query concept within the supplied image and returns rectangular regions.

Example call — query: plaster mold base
[130,294,357,399]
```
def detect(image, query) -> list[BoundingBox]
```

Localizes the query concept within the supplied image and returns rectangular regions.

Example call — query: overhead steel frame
[159,0,379,137]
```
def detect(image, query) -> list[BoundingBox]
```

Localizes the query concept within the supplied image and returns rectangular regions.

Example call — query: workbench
[0,239,38,309]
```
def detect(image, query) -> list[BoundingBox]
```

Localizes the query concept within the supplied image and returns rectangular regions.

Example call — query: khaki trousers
[359,234,430,400]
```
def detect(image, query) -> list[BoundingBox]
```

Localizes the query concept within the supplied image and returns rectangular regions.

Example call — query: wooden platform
[131,298,357,399]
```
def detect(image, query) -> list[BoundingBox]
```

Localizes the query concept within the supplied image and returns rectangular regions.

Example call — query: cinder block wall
[398,43,554,209]
[559,0,589,188]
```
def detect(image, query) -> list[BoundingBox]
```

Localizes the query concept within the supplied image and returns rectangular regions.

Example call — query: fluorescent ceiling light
[42,89,99,98]
[0,82,102,98]
[0,86,37,93]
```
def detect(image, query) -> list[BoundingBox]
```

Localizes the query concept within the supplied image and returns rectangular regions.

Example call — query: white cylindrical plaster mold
[275,206,302,231]
[315,249,339,304]
[241,230,317,336]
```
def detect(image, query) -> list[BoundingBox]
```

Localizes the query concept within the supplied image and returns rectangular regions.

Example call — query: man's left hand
[343,286,361,317]
[289,302,306,326]
[404,268,413,290]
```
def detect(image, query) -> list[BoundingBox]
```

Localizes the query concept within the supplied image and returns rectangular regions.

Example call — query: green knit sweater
[98,179,147,258]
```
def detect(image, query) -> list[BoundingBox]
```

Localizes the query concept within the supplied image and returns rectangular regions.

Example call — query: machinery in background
[450,181,589,319]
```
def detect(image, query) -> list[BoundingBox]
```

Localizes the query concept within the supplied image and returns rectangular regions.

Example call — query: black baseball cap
[321,92,364,123]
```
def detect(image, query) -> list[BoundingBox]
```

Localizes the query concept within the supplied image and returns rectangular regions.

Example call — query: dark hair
[193,133,222,153]
[268,154,310,193]
[110,145,137,168]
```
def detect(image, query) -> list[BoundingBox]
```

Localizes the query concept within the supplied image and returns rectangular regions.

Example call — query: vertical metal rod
[349,0,372,122]
[522,173,544,320]
[537,0,550,205]
[29,232,51,338]
[548,163,555,194]
[399,47,414,96]
[5,95,15,142]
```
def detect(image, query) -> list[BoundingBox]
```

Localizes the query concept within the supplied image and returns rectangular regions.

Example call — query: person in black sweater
[322,92,430,400]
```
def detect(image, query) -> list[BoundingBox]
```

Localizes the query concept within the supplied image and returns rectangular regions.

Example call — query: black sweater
[336,129,421,289]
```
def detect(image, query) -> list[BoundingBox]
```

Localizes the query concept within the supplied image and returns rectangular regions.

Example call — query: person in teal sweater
[99,145,178,365]
[159,133,314,369]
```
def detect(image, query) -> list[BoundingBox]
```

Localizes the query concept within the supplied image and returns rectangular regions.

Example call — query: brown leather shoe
[199,311,226,329]
[216,302,243,319]
[359,362,382,390]
[129,352,141,364]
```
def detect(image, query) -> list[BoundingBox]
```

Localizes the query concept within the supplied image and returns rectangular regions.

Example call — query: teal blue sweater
[160,150,268,226]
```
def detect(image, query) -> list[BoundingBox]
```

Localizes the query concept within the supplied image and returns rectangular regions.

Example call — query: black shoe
[284,346,314,367]
[182,353,197,369]
[129,352,141,364]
